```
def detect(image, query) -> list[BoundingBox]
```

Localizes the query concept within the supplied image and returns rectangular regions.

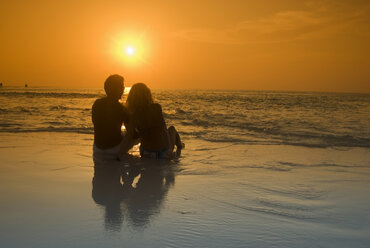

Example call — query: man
[92,74,132,158]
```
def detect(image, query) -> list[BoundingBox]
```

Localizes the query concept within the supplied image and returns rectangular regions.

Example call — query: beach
[0,131,369,248]
[0,88,369,247]
[2,0,370,246]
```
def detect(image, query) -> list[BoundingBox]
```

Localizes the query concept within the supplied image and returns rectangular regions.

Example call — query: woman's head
[126,83,154,114]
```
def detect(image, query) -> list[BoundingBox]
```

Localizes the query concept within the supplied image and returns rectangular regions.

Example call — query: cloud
[172,28,241,44]
[172,1,370,44]
[235,10,325,43]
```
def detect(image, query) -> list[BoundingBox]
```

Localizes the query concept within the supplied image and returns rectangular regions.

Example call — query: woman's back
[133,103,169,151]
[121,82,183,159]
[126,83,170,152]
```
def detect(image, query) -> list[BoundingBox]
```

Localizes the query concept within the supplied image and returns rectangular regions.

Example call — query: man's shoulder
[92,97,106,108]
[92,97,127,113]
[95,97,109,104]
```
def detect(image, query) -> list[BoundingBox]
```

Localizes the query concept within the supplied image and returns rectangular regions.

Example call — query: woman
[119,83,183,159]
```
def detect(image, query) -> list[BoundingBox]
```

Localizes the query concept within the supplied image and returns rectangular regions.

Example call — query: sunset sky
[0,0,369,92]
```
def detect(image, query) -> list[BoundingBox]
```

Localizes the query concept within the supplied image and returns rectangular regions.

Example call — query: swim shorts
[139,146,169,159]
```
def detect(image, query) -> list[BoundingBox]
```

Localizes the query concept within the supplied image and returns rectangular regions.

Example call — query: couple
[92,74,184,160]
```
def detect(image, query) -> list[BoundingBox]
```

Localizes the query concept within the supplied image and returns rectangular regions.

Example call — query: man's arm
[117,120,137,159]
[91,101,97,125]
[92,99,103,126]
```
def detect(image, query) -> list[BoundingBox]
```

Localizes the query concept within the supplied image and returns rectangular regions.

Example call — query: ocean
[0,87,369,248]
[1,87,369,148]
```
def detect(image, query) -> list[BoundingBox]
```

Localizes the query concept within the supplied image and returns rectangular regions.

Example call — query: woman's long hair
[126,83,154,126]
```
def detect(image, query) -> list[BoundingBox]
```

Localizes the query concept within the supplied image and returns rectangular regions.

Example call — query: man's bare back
[92,97,129,149]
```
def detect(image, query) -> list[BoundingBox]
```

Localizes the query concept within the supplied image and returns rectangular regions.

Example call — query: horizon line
[1,84,369,95]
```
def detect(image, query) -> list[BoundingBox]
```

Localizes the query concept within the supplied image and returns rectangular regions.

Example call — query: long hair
[126,83,154,117]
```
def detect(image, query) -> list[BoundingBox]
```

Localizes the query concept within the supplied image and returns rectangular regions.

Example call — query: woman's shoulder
[149,103,163,112]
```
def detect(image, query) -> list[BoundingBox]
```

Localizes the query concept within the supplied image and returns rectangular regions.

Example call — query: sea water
[0,87,369,248]
[1,87,369,148]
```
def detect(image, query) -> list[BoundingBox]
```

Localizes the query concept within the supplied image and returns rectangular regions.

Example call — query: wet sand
[0,133,369,248]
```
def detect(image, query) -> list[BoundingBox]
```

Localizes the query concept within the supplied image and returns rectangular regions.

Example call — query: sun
[125,46,135,56]
[110,30,150,66]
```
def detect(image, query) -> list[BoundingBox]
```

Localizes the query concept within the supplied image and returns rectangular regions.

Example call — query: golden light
[124,86,131,95]
[110,30,150,66]
[125,46,135,56]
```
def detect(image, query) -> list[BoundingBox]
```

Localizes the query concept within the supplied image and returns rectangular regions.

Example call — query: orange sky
[0,0,369,92]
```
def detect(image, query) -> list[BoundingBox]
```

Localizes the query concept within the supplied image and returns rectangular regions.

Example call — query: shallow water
[0,87,369,247]
[0,133,369,247]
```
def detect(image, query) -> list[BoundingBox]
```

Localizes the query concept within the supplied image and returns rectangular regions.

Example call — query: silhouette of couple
[92,74,184,160]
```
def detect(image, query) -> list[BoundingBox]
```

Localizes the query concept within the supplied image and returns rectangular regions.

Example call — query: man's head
[104,74,124,100]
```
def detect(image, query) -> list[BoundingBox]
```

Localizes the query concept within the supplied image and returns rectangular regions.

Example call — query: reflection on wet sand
[92,156,176,231]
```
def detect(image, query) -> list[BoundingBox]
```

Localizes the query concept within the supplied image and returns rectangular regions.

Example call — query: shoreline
[0,132,369,247]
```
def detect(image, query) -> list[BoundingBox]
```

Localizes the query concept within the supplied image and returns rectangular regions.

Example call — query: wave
[201,134,370,148]
[0,126,368,148]
[277,161,369,169]
[0,91,103,99]
[1,129,366,148]
[176,127,370,147]
[169,113,370,148]
[49,105,91,111]
[283,134,370,148]
[0,105,90,113]
[0,126,93,134]
[0,106,42,114]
